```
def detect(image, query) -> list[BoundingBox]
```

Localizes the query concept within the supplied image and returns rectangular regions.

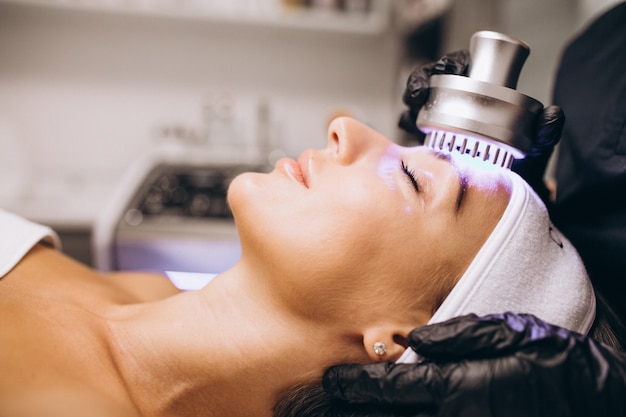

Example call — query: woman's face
[228,117,511,324]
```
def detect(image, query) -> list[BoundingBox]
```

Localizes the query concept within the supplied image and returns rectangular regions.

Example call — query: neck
[106,264,364,417]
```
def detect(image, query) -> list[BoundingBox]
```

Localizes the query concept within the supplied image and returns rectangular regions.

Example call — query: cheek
[230,174,452,318]
[229,172,437,284]
[278,195,390,275]
[234,177,395,270]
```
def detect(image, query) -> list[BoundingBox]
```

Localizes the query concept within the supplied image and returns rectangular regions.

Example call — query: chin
[227,172,264,214]
[227,171,284,242]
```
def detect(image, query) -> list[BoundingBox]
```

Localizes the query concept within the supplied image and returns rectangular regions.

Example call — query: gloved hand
[323,312,626,417]
[399,52,563,203]
[511,105,564,203]
[398,50,470,137]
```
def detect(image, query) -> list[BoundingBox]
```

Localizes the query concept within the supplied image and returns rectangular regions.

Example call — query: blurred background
[0,0,620,267]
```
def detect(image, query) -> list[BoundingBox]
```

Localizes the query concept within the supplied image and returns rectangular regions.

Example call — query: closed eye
[401,160,420,193]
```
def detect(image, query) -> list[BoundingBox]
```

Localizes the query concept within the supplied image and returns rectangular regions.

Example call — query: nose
[326,117,389,165]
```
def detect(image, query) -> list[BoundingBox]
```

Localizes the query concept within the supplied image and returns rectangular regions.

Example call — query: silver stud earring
[373,341,387,356]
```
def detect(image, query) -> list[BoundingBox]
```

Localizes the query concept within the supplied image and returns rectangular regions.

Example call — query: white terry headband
[397,171,596,363]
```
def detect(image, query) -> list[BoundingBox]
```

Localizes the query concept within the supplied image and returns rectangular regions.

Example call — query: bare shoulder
[0,386,139,417]
[2,243,180,303]
[0,247,140,416]
[0,244,175,415]
[0,333,136,416]
[0,304,138,417]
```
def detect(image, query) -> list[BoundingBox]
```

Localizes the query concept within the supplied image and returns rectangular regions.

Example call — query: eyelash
[401,161,420,192]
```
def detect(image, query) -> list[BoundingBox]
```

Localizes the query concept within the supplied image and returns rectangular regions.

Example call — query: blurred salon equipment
[92,85,277,276]
[417,30,543,169]
[92,145,269,275]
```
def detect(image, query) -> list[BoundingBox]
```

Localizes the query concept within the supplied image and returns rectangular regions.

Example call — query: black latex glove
[398,50,470,137]
[511,105,564,203]
[323,312,626,417]
[399,52,563,204]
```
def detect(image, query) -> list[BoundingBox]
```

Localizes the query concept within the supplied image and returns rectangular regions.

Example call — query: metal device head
[416,31,543,169]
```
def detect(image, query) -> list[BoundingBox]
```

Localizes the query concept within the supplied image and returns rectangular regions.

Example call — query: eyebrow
[430,150,468,213]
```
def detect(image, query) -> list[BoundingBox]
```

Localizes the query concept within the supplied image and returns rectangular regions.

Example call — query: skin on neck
[105,262,369,417]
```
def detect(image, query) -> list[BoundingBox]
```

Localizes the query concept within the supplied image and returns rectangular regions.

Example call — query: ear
[362,325,413,362]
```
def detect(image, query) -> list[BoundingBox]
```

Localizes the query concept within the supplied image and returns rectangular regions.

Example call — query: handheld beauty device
[417,31,543,169]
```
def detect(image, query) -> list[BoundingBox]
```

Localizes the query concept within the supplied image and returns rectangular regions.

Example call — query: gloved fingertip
[403,77,431,107]
[407,313,539,359]
[541,104,565,124]
[398,111,423,138]
[323,363,374,401]
[322,365,342,395]
[433,50,470,75]
[534,105,565,148]
[408,314,483,354]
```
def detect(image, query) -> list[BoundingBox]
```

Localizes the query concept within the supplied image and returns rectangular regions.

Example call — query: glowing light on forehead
[450,151,512,192]
[455,152,505,172]
[428,145,503,174]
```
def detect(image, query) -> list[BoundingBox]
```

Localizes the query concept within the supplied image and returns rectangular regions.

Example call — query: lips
[276,157,308,188]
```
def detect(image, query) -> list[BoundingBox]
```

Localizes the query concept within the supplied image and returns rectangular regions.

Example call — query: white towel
[165,271,218,290]
[0,209,61,278]
[398,171,596,363]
